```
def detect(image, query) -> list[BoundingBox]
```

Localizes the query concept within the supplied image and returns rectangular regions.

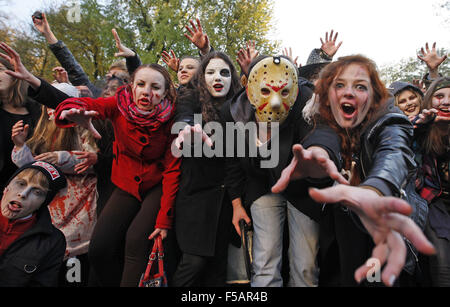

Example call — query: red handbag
[139,234,168,287]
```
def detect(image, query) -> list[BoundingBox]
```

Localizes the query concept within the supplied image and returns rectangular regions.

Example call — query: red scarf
[116,85,174,131]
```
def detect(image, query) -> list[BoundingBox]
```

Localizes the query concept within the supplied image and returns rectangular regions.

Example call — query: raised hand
[237,41,259,76]
[11,120,29,148]
[184,18,210,54]
[52,66,69,83]
[161,49,180,72]
[73,151,98,174]
[320,29,343,58]
[32,12,57,44]
[309,185,436,286]
[112,28,135,58]
[417,42,448,73]
[59,108,101,139]
[0,42,37,84]
[174,123,213,150]
[271,144,349,194]
[282,47,298,67]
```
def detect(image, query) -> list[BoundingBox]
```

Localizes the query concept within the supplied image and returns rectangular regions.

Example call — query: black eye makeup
[220,69,230,77]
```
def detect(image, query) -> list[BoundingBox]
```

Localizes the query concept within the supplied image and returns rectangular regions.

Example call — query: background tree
[0,0,279,83]
[380,48,449,85]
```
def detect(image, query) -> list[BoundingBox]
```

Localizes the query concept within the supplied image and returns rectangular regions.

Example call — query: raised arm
[320,29,343,58]
[32,12,101,97]
[184,18,211,56]
[417,42,448,80]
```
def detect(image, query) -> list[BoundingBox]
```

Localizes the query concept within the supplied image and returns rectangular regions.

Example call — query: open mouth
[405,105,418,113]
[139,98,151,106]
[341,103,356,117]
[438,108,450,117]
[213,84,224,92]
[8,201,22,212]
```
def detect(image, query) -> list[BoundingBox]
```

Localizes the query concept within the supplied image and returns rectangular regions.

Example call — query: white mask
[204,58,232,98]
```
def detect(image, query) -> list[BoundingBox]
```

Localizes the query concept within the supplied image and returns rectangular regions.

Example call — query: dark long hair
[420,76,450,156]
[178,51,241,123]
[313,55,390,185]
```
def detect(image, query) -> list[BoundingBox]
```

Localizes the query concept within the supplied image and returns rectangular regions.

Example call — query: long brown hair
[0,58,28,108]
[420,76,450,156]
[313,55,390,185]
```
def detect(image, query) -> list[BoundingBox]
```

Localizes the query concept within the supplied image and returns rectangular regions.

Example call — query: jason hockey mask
[246,56,299,125]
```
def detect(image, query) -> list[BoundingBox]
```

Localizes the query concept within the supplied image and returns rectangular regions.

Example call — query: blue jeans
[250,193,319,287]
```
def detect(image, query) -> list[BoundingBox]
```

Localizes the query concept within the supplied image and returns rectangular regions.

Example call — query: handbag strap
[141,236,160,281]
[156,235,165,275]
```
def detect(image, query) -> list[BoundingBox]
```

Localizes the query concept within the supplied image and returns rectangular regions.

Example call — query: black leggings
[88,185,162,287]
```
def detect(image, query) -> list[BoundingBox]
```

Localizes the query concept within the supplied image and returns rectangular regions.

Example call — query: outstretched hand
[272,144,348,194]
[184,18,210,54]
[112,28,135,58]
[59,108,102,139]
[174,123,213,150]
[320,29,343,58]
[309,185,436,286]
[161,49,180,72]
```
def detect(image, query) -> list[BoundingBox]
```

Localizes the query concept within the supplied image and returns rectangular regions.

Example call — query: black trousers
[172,195,232,287]
[88,185,162,287]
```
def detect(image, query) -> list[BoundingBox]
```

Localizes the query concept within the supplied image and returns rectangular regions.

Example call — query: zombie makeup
[397,89,421,117]
[132,68,167,111]
[1,172,48,220]
[246,56,298,125]
[204,58,232,98]
[432,87,450,117]
[177,58,200,85]
[328,63,373,129]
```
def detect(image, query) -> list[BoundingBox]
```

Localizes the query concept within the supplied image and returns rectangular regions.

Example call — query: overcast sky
[2,0,449,67]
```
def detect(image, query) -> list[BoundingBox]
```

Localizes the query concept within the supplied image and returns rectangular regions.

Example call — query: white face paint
[1,172,48,220]
[204,58,232,98]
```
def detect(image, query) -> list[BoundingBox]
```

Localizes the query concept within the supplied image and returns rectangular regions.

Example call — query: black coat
[0,207,66,286]
[174,90,232,257]
[220,79,336,223]
[0,98,42,192]
[317,102,416,286]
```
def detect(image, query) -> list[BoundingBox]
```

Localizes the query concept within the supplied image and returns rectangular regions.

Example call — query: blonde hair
[26,105,97,154]
[15,168,49,192]
[0,58,29,108]
[394,89,423,108]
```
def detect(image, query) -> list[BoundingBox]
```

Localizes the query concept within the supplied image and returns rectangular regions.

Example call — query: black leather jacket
[358,110,416,197]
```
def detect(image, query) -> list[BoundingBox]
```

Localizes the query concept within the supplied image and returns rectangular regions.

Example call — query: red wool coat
[54,95,180,229]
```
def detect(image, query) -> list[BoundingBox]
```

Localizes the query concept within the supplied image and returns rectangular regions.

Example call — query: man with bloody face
[221,55,340,287]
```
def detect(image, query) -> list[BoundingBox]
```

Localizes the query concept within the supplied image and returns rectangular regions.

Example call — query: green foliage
[0,0,279,83]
